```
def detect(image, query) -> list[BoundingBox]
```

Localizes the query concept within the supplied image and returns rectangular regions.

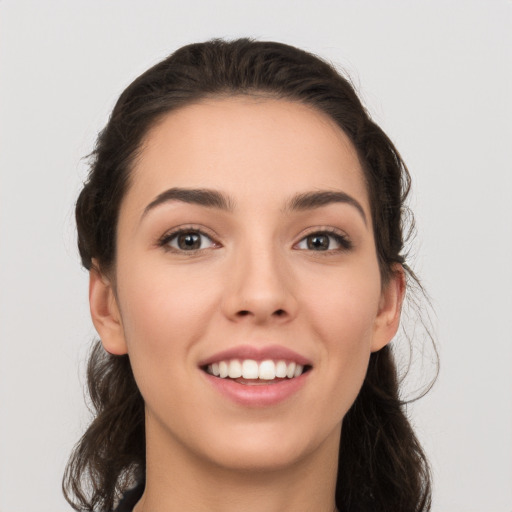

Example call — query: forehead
[126,97,369,216]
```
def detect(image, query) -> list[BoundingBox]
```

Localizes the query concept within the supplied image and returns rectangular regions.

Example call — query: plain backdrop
[0,1,511,511]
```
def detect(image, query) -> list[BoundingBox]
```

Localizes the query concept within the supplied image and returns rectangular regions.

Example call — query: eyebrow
[142,187,367,225]
[142,187,235,218]
[286,190,367,225]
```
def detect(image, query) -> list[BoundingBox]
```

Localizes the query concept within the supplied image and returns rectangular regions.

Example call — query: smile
[205,359,308,382]
[200,346,313,406]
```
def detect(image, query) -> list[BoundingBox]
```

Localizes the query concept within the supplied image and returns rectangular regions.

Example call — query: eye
[161,229,217,252]
[295,231,352,251]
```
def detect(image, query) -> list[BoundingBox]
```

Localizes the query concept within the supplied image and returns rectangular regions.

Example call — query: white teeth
[259,360,276,380]
[207,359,307,381]
[286,362,296,379]
[219,361,229,378]
[275,360,287,378]
[228,360,242,378]
[242,359,259,379]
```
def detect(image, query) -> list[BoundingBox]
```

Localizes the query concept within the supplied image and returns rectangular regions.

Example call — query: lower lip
[202,371,310,407]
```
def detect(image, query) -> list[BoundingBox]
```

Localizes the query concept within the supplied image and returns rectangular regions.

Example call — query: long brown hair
[64,38,434,512]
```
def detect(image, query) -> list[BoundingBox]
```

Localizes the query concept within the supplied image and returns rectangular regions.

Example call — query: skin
[89,97,404,512]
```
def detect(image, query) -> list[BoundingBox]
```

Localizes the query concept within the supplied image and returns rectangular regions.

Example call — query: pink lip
[198,344,312,407]
[198,344,312,367]
[202,371,310,407]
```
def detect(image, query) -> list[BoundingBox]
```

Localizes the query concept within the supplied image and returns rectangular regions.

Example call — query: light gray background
[1,1,511,511]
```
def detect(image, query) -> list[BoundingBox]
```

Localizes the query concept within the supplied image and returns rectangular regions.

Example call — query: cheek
[301,264,381,406]
[115,261,219,373]
[304,263,381,345]
[113,262,225,431]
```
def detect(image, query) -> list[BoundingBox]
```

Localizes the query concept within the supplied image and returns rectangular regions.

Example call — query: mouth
[202,359,312,385]
[199,345,313,405]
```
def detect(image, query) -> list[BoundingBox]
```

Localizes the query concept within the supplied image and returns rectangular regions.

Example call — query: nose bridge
[223,233,296,323]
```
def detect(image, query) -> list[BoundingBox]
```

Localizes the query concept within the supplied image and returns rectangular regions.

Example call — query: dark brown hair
[64,38,433,512]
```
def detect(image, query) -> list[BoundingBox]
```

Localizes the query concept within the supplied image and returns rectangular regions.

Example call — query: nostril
[274,309,286,316]
[237,310,251,317]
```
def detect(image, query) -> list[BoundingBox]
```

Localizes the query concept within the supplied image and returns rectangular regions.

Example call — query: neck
[134,418,340,512]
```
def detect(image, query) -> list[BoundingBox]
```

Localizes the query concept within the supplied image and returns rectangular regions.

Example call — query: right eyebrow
[285,190,368,226]
[141,187,235,221]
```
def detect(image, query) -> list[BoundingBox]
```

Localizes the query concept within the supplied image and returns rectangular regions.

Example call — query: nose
[221,244,298,325]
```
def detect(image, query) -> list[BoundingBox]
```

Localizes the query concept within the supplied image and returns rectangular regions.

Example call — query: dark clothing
[115,483,144,512]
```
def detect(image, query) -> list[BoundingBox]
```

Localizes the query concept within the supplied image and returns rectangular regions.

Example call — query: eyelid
[293,227,353,251]
[157,225,222,252]
[156,224,352,253]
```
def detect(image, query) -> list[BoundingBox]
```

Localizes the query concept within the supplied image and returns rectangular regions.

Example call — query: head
[66,39,431,512]
[77,39,406,281]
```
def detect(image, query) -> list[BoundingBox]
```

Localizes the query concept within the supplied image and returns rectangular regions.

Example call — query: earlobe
[370,265,406,353]
[89,262,128,355]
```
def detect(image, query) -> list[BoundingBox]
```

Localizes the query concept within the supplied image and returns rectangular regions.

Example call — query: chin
[204,444,307,473]
[195,420,340,473]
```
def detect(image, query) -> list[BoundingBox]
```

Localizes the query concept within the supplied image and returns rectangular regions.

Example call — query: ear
[89,261,128,355]
[371,264,406,353]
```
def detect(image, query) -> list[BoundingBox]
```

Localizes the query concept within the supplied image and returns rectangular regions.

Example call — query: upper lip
[198,344,312,367]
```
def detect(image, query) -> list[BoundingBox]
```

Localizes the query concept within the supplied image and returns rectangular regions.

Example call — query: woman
[64,38,433,512]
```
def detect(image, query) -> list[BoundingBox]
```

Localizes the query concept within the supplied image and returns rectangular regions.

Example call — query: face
[90,97,402,472]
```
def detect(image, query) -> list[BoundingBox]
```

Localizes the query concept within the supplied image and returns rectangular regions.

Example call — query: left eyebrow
[285,190,368,226]
[141,187,235,221]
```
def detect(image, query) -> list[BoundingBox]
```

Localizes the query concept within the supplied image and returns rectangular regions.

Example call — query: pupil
[178,232,201,250]
[308,234,329,250]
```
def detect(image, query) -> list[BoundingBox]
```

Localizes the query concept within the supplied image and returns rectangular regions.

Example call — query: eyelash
[157,227,353,253]
[158,227,219,253]
[295,229,353,252]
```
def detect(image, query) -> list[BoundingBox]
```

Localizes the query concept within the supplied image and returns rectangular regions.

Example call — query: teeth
[219,361,229,378]
[275,360,287,378]
[242,359,259,379]
[259,360,276,380]
[206,359,306,381]
[228,360,242,378]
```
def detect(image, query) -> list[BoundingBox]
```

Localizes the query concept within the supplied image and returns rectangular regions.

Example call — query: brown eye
[307,234,330,251]
[177,232,201,250]
[165,230,215,251]
[296,231,352,252]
